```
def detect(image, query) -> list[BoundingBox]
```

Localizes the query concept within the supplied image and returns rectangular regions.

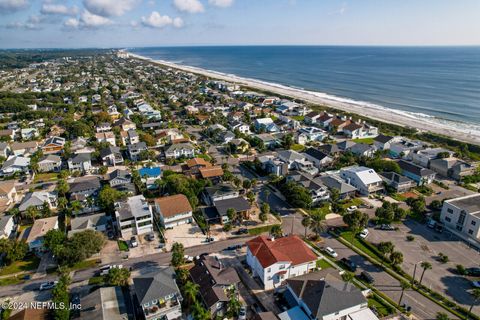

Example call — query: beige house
[26,216,59,252]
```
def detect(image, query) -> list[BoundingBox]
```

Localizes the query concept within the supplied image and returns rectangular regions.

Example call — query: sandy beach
[129,53,480,146]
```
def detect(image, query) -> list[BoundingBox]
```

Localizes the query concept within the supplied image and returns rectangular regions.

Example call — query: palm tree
[309,213,327,239]
[183,281,199,304]
[398,280,411,305]
[418,261,432,286]
[25,206,39,222]
[377,241,394,267]
[264,189,270,203]
[469,288,480,316]
[270,225,283,238]
[301,216,311,238]
[390,251,404,267]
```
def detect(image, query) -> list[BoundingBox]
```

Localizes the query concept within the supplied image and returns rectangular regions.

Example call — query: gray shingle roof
[133,266,181,305]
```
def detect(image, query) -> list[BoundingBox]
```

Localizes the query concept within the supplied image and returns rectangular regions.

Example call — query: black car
[466,267,480,277]
[236,228,248,235]
[340,258,357,272]
[360,271,375,284]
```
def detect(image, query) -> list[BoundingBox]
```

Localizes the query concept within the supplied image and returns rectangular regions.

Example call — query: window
[447,208,453,214]
[457,211,466,225]
[468,229,474,235]
[456,225,463,231]
[445,217,451,222]
[279,264,285,270]
[267,268,271,273]
[472,220,477,226]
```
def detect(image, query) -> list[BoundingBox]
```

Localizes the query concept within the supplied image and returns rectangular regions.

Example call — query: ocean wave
[129,51,480,138]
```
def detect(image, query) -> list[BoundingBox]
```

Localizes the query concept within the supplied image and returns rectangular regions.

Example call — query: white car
[100,264,123,276]
[359,228,369,239]
[347,206,358,213]
[238,305,247,320]
[184,255,194,263]
[324,247,338,258]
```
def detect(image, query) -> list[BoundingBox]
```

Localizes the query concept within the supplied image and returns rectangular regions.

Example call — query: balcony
[143,296,181,318]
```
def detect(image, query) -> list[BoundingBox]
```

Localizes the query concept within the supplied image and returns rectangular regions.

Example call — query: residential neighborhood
[0,50,479,320]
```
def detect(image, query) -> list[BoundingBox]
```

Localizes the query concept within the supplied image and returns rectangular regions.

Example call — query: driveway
[163,222,206,250]
[368,219,480,314]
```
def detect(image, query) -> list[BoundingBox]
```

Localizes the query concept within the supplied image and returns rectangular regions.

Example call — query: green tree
[377,241,394,266]
[341,271,354,283]
[390,251,403,266]
[469,288,480,315]
[309,213,326,239]
[343,210,369,243]
[226,289,241,318]
[301,215,311,238]
[435,312,450,320]
[282,134,294,150]
[56,179,69,196]
[192,301,210,320]
[227,208,238,224]
[51,272,70,320]
[270,225,283,238]
[44,229,66,256]
[398,280,411,305]
[183,281,199,304]
[171,242,185,267]
[242,179,252,190]
[375,202,395,224]
[106,267,131,287]
[98,185,125,214]
[419,261,432,286]
[25,206,39,222]
[260,202,270,223]
[0,239,28,264]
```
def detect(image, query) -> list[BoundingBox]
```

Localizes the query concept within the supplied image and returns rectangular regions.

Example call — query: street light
[411,261,422,286]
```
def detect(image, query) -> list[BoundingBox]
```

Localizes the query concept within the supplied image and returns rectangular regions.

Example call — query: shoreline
[128,52,480,146]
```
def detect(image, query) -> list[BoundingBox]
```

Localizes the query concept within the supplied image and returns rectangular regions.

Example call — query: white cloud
[0,0,29,13]
[63,17,80,28]
[5,21,40,30]
[141,11,184,29]
[83,0,139,17]
[80,10,113,28]
[41,4,78,16]
[208,0,234,8]
[173,0,204,13]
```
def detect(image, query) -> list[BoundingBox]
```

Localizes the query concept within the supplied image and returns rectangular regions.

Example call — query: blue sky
[0,0,479,48]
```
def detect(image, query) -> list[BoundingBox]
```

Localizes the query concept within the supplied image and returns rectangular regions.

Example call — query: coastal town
[0,50,479,320]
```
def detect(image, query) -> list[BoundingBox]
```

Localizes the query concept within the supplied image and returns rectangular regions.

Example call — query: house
[10,141,38,156]
[0,155,30,176]
[0,180,18,205]
[211,197,251,224]
[20,128,38,140]
[411,147,454,167]
[257,155,288,176]
[165,143,195,159]
[115,117,137,131]
[246,235,318,290]
[231,121,250,134]
[26,216,58,252]
[317,113,334,128]
[42,136,65,154]
[320,174,357,199]
[380,171,415,193]
[78,287,129,320]
[281,270,378,320]
[373,134,398,151]
[96,122,112,133]
[217,130,235,144]
[199,166,224,183]
[349,143,376,158]
[138,167,162,189]
[115,195,153,238]
[0,142,9,158]
[202,183,240,206]
[256,133,283,149]
[429,157,475,181]
[19,191,57,212]
[303,148,334,169]
[328,118,351,133]
[304,111,322,125]
[340,166,384,195]
[127,142,148,161]
[69,176,102,201]
[127,130,140,145]
[189,254,241,317]
[278,150,318,176]
[0,215,15,239]
[37,155,62,172]
[100,146,124,166]
[96,131,117,146]
[397,160,436,186]
[343,122,378,139]
[389,139,424,158]
[0,129,15,140]
[296,127,327,144]
[133,266,182,320]
[107,169,136,194]
[67,153,92,173]
[69,212,110,237]
[337,140,356,151]
[317,144,342,157]
[254,118,279,133]
[440,194,480,245]
[154,194,193,228]
[287,171,330,204]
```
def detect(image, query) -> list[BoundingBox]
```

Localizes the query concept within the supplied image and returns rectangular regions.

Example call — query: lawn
[291,115,305,121]
[117,240,129,251]
[0,256,40,276]
[341,198,364,209]
[195,154,212,161]
[71,259,100,271]
[33,172,58,183]
[352,137,375,145]
[316,259,333,269]
[88,276,106,286]
[0,275,25,286]
[340,231,383,262]
[291,144,305,152]
[390,193,407,202]
[248,224,280,236]
[368,296,394,317]
[307,204,331,218]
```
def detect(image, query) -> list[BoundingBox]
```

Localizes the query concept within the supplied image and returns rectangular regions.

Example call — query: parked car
[359,228,369,239]
[39,281,58,291]
[466,267,480,277]
[238,305,247,320]
[378,224,396,231]
[236,228,248,235]
[99,264,123,276]
[340,257,357,272]
[471,281,480,288]
[130,236,138,248]
[224,244,242,251]
[347,206,358,213]
[427,219,436,229]
[184,255,194,263]
[145,233,155,241]
[360,271,375,284]
[205,237,215,243]
[324,247,338,258]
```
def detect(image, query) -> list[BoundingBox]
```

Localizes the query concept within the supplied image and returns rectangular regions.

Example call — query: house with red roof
[246,235,318,290]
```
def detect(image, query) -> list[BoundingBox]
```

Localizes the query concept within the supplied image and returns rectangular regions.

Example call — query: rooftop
[446,194,480,214]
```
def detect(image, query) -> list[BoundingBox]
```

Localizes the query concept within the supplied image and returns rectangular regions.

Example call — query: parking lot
[367,219,480,313]
[163,222,207,251]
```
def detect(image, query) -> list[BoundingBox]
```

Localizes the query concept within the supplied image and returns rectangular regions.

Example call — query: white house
[0,155,30,176]
[154,194,193,228]
[254,118,279,133]
[340,166,384,196]
[165,143,195,159]
[246,235,318,290]
[440,194,480,245]
[115,195,153,238]
[67,153,92,173]
[0,215,15,239]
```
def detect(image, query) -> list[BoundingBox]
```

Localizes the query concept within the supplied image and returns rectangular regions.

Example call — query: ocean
[130,46,480,128]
